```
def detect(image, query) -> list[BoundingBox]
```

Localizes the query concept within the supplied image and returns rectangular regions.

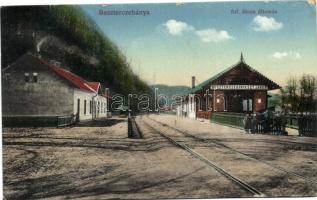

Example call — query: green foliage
[267,93,282,108]
[298,75,316,112]
[281,75,316,113]
[1,5,151,95]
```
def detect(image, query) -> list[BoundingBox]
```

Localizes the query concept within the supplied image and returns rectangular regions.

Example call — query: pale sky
[81,1,317,87]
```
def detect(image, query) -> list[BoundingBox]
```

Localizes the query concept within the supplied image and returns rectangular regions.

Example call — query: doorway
[77,98,80,121]
[242,99,253,112]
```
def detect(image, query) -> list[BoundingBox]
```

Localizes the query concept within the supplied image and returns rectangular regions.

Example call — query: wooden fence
[3,115,75,128]
[57,115,76,127]
[285,114,299,129]
[211,112,316,137]
[286,114,317,137]
[211,112,244,129]
[197,111,212,120]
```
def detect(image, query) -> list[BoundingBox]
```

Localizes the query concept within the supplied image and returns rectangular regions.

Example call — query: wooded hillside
[1,5,150,95]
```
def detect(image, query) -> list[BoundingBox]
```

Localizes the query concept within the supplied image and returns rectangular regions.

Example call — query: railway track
[146,115,317,185]
[138,117,266,197]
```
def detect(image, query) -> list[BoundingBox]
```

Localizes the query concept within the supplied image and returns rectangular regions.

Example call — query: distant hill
[268,92,282,108]
[151,84,191,106]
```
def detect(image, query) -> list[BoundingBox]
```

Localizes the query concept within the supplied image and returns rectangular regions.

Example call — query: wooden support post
[213,89,216,112]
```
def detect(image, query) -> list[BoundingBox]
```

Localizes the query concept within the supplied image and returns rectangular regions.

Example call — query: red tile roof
[87,82,100,92]
[38,58,99,93]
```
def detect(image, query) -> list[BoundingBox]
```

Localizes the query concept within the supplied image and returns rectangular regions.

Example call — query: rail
[147,116,317,185]
[141,118,265,197]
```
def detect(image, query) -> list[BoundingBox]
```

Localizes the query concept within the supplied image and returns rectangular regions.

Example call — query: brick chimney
[191,76,195,89]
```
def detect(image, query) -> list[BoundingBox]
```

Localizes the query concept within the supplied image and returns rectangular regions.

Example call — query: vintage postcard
[1,1,317,199]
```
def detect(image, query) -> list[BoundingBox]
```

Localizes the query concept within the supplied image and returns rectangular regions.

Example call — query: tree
[299,75,316,113]
[281,75,316,113]
[1,6,151,96]
[281,77,299,112]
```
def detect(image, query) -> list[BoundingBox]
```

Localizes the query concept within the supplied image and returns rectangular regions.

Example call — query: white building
[73,83,110,121]
[2,53,111,125]
[176,94,196,119]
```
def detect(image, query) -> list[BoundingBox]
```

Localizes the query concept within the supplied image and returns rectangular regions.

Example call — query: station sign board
[210,85,268,90]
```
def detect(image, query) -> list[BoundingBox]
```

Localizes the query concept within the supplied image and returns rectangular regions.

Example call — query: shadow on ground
[76,118,126,127]
[4,164,205,200]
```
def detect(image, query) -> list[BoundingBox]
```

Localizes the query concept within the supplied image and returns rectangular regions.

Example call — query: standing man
[243,114,251,133]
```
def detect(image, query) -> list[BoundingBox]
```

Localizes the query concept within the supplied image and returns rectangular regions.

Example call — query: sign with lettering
[210,85,268,90]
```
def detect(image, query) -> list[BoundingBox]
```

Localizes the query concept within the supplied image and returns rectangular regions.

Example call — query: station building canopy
[191,54,281,94]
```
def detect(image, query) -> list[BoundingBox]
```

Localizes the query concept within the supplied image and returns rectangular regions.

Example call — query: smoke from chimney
[36,36,48,53]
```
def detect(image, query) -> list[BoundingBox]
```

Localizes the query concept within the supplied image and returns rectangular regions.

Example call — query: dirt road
[3,117,248,199]
[3,115,317,199]
[141,114,317,197]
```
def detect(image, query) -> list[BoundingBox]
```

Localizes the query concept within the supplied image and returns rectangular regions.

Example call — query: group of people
[243,110,287,135]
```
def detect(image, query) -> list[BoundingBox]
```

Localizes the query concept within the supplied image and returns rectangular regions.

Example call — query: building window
[257,98,262,104]
[32,72,38,83]
[84,100,87,114]
[243,100,247,111]
[89,101,92,114]
[93,101,94,114]
[248,99,253,111]
[24,72,30,83]
[4,73,10,82]
[243,99,253,112]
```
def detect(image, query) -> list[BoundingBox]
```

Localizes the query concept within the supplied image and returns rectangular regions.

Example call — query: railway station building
[178,54,281,119]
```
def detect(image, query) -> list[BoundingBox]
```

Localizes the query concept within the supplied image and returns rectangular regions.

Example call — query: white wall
[188,95,196,119]
[176,105,182,116]
[73,89,110,121]
[95,95,108,118]
[73,89,96,121]
[178,95,196,119]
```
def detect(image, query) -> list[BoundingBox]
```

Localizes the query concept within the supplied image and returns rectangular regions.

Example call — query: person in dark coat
[263,110,269,133]
[243,114,251,133]
[281,111,288,135]
[251,113,258,133]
